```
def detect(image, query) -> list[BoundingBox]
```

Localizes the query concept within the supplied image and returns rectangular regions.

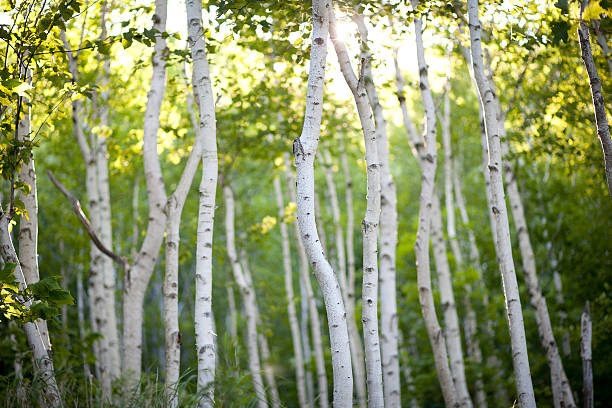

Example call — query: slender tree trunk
[591,19,612,77]
[285,153,330,408]
[186,0,219,405]
[551,252,570,356]
[226,285,238,340]
[501,137,575,408]
[353,14,400,407]
[274,175,309,408]
[292,1,353,405]
[77,264,92,378]
[98,2,121,382]
[581,301,593,408]
[403,4,459,406]
[329,10,383,406]
[467,1,536,406]
[440,78,484,408]
[0,213,63,407]
[223,185,268,408]
[239,246,281,408]
[578,10,612,201]
[298,247,316,407]
[339,139,367,408]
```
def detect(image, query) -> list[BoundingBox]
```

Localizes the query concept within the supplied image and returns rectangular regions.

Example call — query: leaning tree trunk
[466,1,536,406]
[292,1,353,406]
[354,14,400,407]
[0,212,62,407]
[186,0,219,405]
[123,0,169,384]
[578,10,612,201]
[273,174,308,408]
[329,9,383,406]
[338,138,367,408]
[405,3,459,406]
[223,185,268,408]
[285,153,329,408]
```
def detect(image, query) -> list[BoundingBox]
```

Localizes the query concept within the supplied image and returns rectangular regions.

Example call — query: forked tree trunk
[581,301,593,408]
[285,153,329,408]
[223,185,268,408]
[339,139,367,408]
[578,7,612,201]
[187,0,219,405]
[292,1,353,405]
[329,9,383,406]
[466,1,536,406]
[273,175,309,408]
[353,14,400,407]
[0,213,62,407]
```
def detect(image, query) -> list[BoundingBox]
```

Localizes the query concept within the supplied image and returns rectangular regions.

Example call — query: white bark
[61,31,111,393]
[163,58,207,407]
[285,153,330,408]
[239,246,281,408]
[501,137,575,408]
[292,1,352,406]
[329,10,383,406]
[187,0,218,405]
[223,185,268,408]
[581,301,593,408]
[123,0,169,382]
[339,139,367,408]
[440,78,484,408]
[77,264,91,378]
[273,175,309,408]
[408,4,458,406]
[353,15,400,407]
[0,212,62,407]
[97,3,121,381]
[466,1,536,406]
[226,285,238,340]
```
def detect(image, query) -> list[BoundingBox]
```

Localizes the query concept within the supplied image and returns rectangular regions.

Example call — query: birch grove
[4,1,610,407]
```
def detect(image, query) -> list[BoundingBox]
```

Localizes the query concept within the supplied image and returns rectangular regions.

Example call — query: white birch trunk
[273,175,309,408]
[501,137,575,408]
[187,0,218,405]
[223,186,268,408]
[339,139,367,408]
[98,3,121,381]
[578,9,612,201]
[441,79,485,408]
[353,15,401,407]
[292,1,352,406]
[239,246,281,408]
[581,301,593,408]
[0,213,63,407]
[285,153,330,408]
[329,10,383,406]
[77,264,92,378]
[226,285,238,340]
[408,4,458,405]
[466,1,536,405]
[61,31,111,392]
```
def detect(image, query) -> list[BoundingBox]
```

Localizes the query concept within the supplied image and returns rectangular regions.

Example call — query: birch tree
[581,301,593,408]
[292,1,353,403]
[285,153,329,408]
[353,14,400,407]
[186,0,219,404]
[578,2,612,201]
[223,185,268,408]
[466,1,536,405]
[329,9,383,406]
[273,173,308,408]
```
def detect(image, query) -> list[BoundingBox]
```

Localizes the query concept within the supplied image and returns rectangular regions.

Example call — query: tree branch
[46,170,129,272]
